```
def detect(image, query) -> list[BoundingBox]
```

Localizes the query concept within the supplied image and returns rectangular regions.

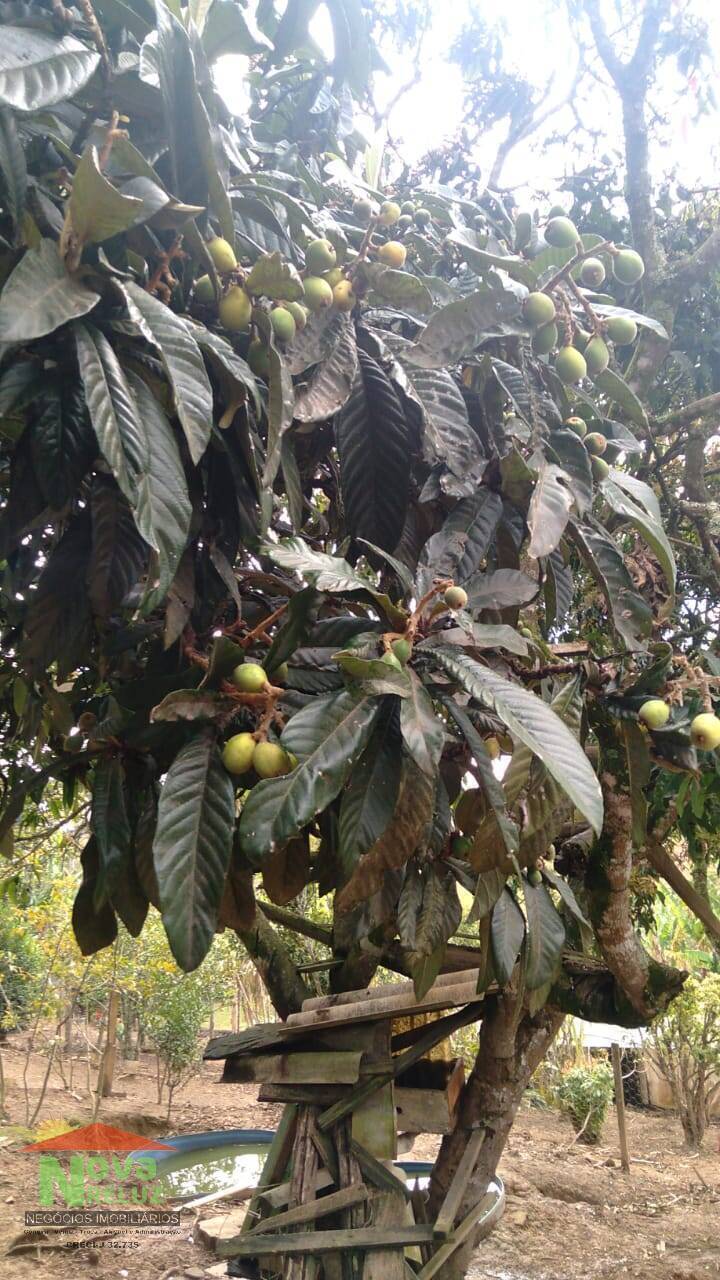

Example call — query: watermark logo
[22,1122,181,1244]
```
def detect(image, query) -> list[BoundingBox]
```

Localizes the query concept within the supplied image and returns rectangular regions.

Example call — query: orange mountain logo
[23,1121,175,1153]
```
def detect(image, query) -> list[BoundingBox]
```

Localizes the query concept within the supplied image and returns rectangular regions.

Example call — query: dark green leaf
[407,284,523,369]
[88,477,148,617]
[91,755,131,909]
[30,382,95,511]
[0,241,100,343]
[468,569,538,609]
[491,888,525,985]
[238,692,380,863]
[338,706,403,880]
[408,947,444,1002]
[467,868,507,924]
[592,367,648,428]
[150,689,236,722]
[403,364,476,480]
[541,865,589,929]
[65,145,142,248]
[603,477,675,611]
[75,322,144,505]
[527,462,573,559]
[294,318,358,422]
[521,877,565,990]
[431,646,603,834]
[153,730,235,970]
[21,519,92,676]
[422,490,503,584]
[72,879,118,956]
[0,107,26,239]
[400,671,444,779]
[0,27,100,112]
[545,429,593,516]
[413,867,462,958]
[568,519,653,650]
[336,349,410,553]
[444,700,519,862]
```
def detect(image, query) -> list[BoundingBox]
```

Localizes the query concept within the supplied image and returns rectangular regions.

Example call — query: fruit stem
[565,275,603,335]
[225,601,289,646]
[407,579,453,640]
[542,239,614,297]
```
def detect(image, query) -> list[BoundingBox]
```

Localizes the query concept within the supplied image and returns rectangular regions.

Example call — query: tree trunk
[235,909,309,1019]
[428,995,564,1279]
[97,989,120,1098]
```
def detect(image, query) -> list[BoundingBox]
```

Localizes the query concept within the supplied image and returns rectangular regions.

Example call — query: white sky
[214,0,720,198]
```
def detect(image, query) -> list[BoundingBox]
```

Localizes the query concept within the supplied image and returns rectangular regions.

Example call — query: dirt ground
[0,1035,718,1280]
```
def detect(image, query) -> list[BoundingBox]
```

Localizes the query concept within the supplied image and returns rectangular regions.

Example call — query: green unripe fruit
[444,585,468,610]
[580,257,606,288]
[303,276,334,312]
[63,733,83,753]
[222,732,256,775]
[333,280,357,312]
[690,712,720,750]
[77,711,98,734]
[353,197,373,223]
[272,662,289,683]
[638,699,670,729]
[380,650,403,672]
[286,300,308,331]
[532,321,558,356]
[207,236,237,273]
[519,626,534,639]
[514,211,532,250]
[555,346,587,384]
[528,867,543,886]
[584,431,607,456]
[606,315,638,345]
[231,661,268,692]
[548,204,566,218]
[323,267,344,287]
[396,214,413,232]
[485,736,501,760]
[564,416,587,438]
[270,306,296,344]
[391,638,412,664]
[305,238,336,274]
[545,216,579,248]
[378,200,401,226]
[575,404,595,422]
[219,285,252,332]
[524,291,556,328]
[584,336,610,376]
[590,455,609,482]
[573,327,590,351]
[401,201,416,215]
[613,249,645,285]
[451,833,474,858]
[253,741,291,778]
[377,240,407,268]
[414,208,432,228]
[194,274,216,304]
[248,338,270,378]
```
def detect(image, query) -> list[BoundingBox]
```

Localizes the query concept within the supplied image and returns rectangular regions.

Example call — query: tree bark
[235,908,309,1019]
[428,995,564,1280]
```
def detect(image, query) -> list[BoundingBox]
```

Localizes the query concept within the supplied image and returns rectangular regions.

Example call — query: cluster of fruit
[193,234,359,379]
[520,213,644,384]
[557,412,617,482]
[221,661,295,779]
[638,699,720,749]
[350,195,430,270]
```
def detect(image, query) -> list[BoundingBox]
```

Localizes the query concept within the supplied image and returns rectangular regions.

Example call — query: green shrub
[0,900,41,1032]
[557,1060,614,1144]
[647,974,720,1148]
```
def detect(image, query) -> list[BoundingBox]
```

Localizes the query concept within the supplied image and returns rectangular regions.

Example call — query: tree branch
[645,837,720,948]
[234,908,310,1020]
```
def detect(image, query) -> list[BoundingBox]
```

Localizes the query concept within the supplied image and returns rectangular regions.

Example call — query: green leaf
[403,365,476,481]
[246,251,305,302]
[294,319,358,423]
[431,646,603,834]
[545,428,593,516]
[527,462,573,559]
[87,477,148,617]
[468,569,538,610]
[30,382,95,511]
[125,371,192,608]
[444,700,519,862]
[123,281,214,466]
[336,349,410,554]
[592,303,668,340]
[422,490,503,583]
[150,689,235,722]
[21,519,92,677]
[152,0,210,210]
[467,868,507,924]
[0,240,100,343]
[521,878,565,990]
[592,367,648,428]
[0,107,26,240]
[75,322,144,506]
[335,649,412,696]
[541,866,589,930]
[262,834,311,905]
[445,230,537,287]
[407,284,523,369]
[607,469,661,524]
[153,730,235,971]
[338,706,402,879]
[264,536,375,594]
[91,755,131,910]
[491,888,525,986]
[603,477,675,611]
[364,264,433,314]
[202,0,269,58]
[264,338,296,490]
[72,876,118,956]
[0,27,100,112]
[238,692,380,863]
[413,867,462,957]
[64,146,142,249]
[400,671,445,779]
[568,518,653,650]
[408,947,444,1002]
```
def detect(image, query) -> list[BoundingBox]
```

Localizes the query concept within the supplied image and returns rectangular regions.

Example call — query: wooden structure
[204,969,505,1278]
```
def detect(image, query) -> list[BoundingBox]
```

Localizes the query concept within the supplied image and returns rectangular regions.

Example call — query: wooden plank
[352,1079,396,1161]
[222,1050,363,1085]
[243,1184,369,1239]
[317,1003,484,1132]
[239,1103,298,1237]
[221,1226,436,1257]
[350,1140,411,1200]
[394,1087,452,1135]
[284,980,480,1031]
[364,1187,408,1280]
[417,1189,503,1280]
[611,1042,631,1174]
[258,1083,345,1106]
[259,1169,333,1210]
[310,1124,339,1185]
[300,969,481,1012]
[433,1129,485,1238]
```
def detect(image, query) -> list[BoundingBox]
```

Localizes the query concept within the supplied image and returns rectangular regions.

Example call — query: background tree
[1,2,719,1277]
